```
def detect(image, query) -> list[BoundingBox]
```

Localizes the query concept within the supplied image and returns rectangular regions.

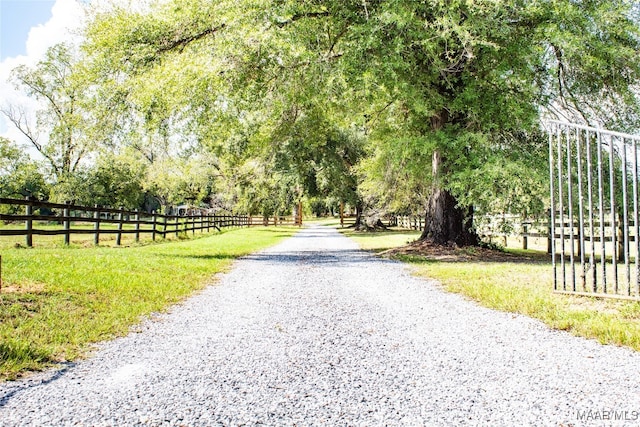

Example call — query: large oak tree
[83,0,640,244]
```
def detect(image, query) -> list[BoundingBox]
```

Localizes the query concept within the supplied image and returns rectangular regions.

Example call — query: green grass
[342,228,421,251]
[342,228,640,352]
[0,226,296,380]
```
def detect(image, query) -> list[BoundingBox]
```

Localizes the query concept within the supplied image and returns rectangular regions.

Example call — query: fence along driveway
[547,120,640,300]
[0,197,251,247]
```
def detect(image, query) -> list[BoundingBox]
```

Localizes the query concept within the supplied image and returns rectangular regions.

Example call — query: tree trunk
[420,149,478,246]
[420,186,478,246]
[353,201,364,228]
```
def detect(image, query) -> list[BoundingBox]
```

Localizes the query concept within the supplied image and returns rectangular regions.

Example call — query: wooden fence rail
[0,197,254,247]
[390,211,639,257]
[389,214,552,251]
[247,215,298,227]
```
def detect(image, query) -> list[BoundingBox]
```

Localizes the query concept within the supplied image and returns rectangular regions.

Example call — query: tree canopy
[3,0,640,242]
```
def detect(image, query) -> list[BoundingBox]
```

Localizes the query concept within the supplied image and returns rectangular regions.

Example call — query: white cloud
[0,0,85,156]
[25,0,86,60]
[0,0,160,156]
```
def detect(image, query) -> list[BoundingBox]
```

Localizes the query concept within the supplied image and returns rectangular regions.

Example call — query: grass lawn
[0,226,297,380]
[342,227,640,352]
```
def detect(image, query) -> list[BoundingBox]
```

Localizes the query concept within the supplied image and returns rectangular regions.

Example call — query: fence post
[522,223,528,250]
[25,196,33,247]
[93,205,100,245]
[152,211,157,241]
[163,213,167,239]
[135,209,140,243]
[64,202,71,245]
[175,215,179,237]
[116,207,124,246]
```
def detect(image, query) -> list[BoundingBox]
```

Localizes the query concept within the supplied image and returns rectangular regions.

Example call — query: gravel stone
[1,225,640,426]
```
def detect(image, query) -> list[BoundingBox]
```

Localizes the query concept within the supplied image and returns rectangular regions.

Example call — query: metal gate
[547,120,640,300]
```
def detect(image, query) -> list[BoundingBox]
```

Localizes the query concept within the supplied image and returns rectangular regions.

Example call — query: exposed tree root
[379,238,548,263]
[352,219,388,232]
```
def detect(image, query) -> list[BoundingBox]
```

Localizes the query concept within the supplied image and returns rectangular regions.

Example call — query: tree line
[2,0,640,244]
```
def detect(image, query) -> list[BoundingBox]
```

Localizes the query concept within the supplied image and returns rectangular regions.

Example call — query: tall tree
[340,0,640,244]
[0,137,48,202]
[82,0,640,245]
[1,44,96,182]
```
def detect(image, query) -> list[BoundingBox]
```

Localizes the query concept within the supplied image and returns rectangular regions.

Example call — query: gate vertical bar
[549,126,557,290]
[597,131,607,292]
[586,131,597,291]
[621,138,631,295]
[576,128,587,290]
[546,120,640,300]
[567,126,576,291]
[557,125,566,290]
[633,139,640,296]
[609,135,618,292]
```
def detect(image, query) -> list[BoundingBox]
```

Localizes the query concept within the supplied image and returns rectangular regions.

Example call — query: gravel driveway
[1,225,640,426]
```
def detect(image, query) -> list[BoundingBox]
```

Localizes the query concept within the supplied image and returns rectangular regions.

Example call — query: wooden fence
[389,213,552,251]
[248,215,298,227]
[0,197,254,247]
[390,211,640,257]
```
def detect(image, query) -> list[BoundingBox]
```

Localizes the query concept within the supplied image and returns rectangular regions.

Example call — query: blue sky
[0,0,56,61]
[0,0,84,140]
